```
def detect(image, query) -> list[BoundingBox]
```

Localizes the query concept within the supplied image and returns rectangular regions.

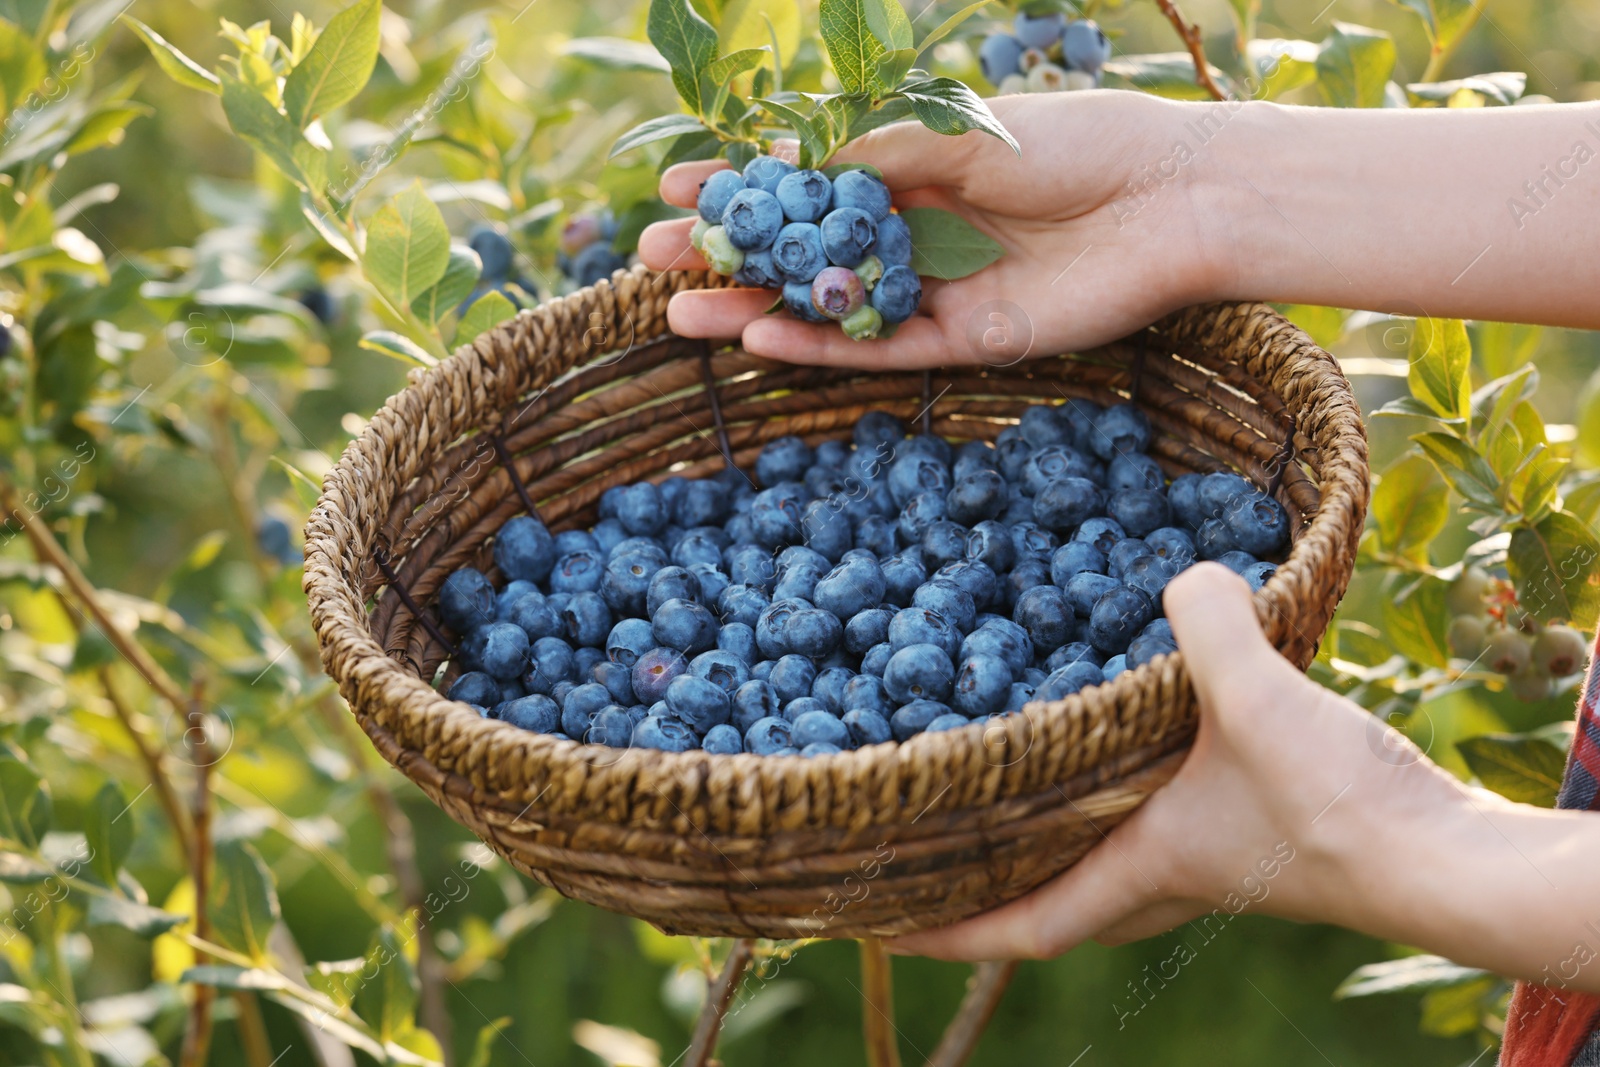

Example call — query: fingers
[638,217,706,272]
[887,820,1161,961]
[660,160,733,209]
[1164,563,1289,712]
[664,288,779,339]
[740,313,956,369]
[1092,899,1210,946]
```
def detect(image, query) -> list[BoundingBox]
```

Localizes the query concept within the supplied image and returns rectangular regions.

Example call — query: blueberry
[1102,655,1129,682]
[869,212,912,267]
[882,553,928,607]
[726,545,778,591]
[744,715,795,755]
[448,671,499,707]
[645,566,701,616]
[439,568,495,633]
[1010,522,1059,563]
[718,583,772,628]
[688,562,730,606]
[818,208,877,268]
[952,654,1011,717]
[782,280,830,323]
[1242,560,1278,591]
[796,741,837,757]
[922,521,970,570]
[837,675,889,717]
[732,680,781,733]
[1225,490,1291,557]
[1013,585,1074,651]
[632,647,689,705]
[769,654,818,705]
[754,437,813,489]
[574,645,606,678]
[1107,538,1152,579]
[523,637,577,695]
[591,518,627,555]
[633,714,698,751]
[1033,477,1105,534]
[888,606,962,659]
[1146,527,1197,564]
[1075,517,1127,556]
[560,682,612,738]
[496,580,540,620]
[788,709,848,750]
[1051,541,1108,586]
[770,222,829,284]
[1037,661,1102,701]
[1089,404,1152,461]
[788,608,844,657]
[584,705,633,747]
[809,665,854,712]
[652,598,718,655]
[688,649,750,698]
[511,596,563,640]
[897,490,948,547]
[592,660,636,704]
[944,468,1005,526]
[1128,627,1179,667]
[561,591,612,647]
[913,580,976,634]
[855,514,898,558]
[774,546,829,600]
[871,264,922,324]
[722,187,785,251]
[1044,641,1104,672]
[497,678,528,705]
[755,598,806,659]
[749,483,806,548]
[1169,473,1206,528]
[961,622,1033,677]
[698,169,748,223]
[549,550,602,595]
[717,623,759,665]
[618,483,667,537]
[842,708,892,747]
[964,520,1017,574]
[743,154,797,195]
[1108,454,1166,493]
[979,32,1026,84]
[890,699,947,741]
[1198,472,1253,520]
[800,499,853,562]
[1022,445,1098,494]
[698,723,742,754]
[1087,586,1154,654]
[842,608,893,655]
[734,247,783,288]
[857,643,889,677]
[810,265,867,320]
[884,643,956,703]
[478,622,531,680]
[1216,550,1258,575]
[468,224,515,281]
[672,530,726,570]
[774,168,834,222]
[664,674,731,733]
[493,694,560,732]
[1123,554,1182,605]
[1108,489,1171,539]
[925,713,970,734]
[1004,682,1037,711]
[830,169,892,221]
[1062,19,1112,76]
[934,559,999,613]
[1013,10,1066,49]
[673,481,731,528]
[1196,517,1242,560]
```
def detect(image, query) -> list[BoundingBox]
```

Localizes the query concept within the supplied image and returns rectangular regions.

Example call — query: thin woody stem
[1153,0,1230,102]
[861,938,903,1067]
[684,938,755,1067]
[923,962,1019,1067]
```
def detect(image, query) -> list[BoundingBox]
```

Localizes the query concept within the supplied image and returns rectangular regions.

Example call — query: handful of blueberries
[979,13,1111,94]
[440,402,1289,757]
[691,157,921,341]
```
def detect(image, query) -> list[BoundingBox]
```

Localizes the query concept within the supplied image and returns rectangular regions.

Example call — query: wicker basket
[304,265,1368,939]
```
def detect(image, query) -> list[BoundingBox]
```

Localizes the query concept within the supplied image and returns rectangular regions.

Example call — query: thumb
[1163,563,1294,712]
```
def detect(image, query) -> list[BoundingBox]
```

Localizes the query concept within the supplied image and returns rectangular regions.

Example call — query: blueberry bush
[2,0,1599,1063]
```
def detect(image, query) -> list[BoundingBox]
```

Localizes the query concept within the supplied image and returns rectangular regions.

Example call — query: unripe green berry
[1445,566,1490,616]
[1026,62,1069,93]
[854,255,884,291]
[1532,624,1588,677]
[998,73,1027,95]
[701,225,744,275]
[842,305,883,341]
[1484,629,1531,676]
[690,218,711,251]
[1446,614,1486,659]
[1509,667,1553,703]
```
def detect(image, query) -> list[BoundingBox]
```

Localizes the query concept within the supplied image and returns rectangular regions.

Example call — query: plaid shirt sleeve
[1499,631,1600,1066]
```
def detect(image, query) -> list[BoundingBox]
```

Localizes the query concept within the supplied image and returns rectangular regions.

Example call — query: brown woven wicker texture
[304,264,1369,939]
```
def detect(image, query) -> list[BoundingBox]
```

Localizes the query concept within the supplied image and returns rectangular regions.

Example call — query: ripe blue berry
[665,674,731,733]
[831,170,892,221]
[493,516,556,583]
[819,208,877,267]
[842,708,892,746]
[1224,490,1291,557]
[952,653,1012,716]
[871,264,922,324]
[721,188,784,251]
[440,568,495,633]
[869,212,913,269]
[946,469,1007,525]
[1196,517,1242,560]
[783,280,829,323]
[494,694,560,732]
[744,716,794,755]
[775,169,834,222]
[1198,472,1253,520]
[925,713,970,734]
[549,550,604,594]
[561,591,612,647]
[1108,489,1171,539]
[1062,19,1112,76]
[1037,661,1102,701]
[448,671,499,707]
[884,643,956,703]
[890,699,946,741]
[771,222,828,284]
[1087,586,1154,654]
[479,622,531,680]
[560,682,612,738]
[1012,584,1074,651]
[631,646,689,704]
[652,597,718,655]
[792,709,850,750]
[965,520,1017,573]
[888,605,962,659]
[1242,560,1278,592]
[717,622,759,665]
[1033,476,1105,533]
[733,247,783,288]
[702,723,744,754]
[1090,404,1153,460]
[633,714,697,751]
[743,155,797,195]
[1013,10,1066,49]
[698,169,747,223]
[732,679,781,733]
[979,32,1026,84]
[1168,473,1206,528]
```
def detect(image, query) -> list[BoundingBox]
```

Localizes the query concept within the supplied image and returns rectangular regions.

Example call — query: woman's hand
[638,91,1226,368]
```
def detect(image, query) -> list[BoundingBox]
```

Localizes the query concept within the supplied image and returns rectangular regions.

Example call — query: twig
[860,938,902,1067]
[923,962,1018,1067]
[179,685,216,1067]
[1152,0,1230,101]
[685,938,755,1067]
[232,989,275,1067]
[98,669,194,856]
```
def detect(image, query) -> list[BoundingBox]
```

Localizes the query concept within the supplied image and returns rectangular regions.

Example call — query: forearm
[1184,100,1600,329]
[1321,783,1600,992]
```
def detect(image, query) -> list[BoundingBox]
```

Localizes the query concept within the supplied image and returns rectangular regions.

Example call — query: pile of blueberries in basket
[440,403,1289,756]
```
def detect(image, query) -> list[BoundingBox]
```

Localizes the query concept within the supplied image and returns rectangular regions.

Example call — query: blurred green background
[4,0,1600,1063]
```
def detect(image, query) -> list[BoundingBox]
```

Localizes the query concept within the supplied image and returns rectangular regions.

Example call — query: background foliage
[4,0,1600,1063]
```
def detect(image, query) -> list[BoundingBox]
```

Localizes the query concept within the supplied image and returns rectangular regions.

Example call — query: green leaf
[1390,0,1484,53]
[894,77,1020,154]
[706,46,769,86]
[1470,365,1537,438]
[0,853,53,883]
[1103,53,1233,101]
[1380,573,1451,668]
[1407,317,1472,420]
[901,207,1004,281]
[916,0,994,52]
[1335,955,1491,999]
[364,182,451,309]
[360,330,437,367]
[1507,510,1600,628]
[1419,976,1499,1038]
[87,893,185,937]
[219,72,328,192]
[85,782,134,886]
[1373,395,1451,422]
[1407,72,1524,107]
[1247,39,1321,100]
[863,0,913,52]
[464,1018,514,1067]
[1316,23,1396,109]
[819,0,889,94]
[0,17,45,116]
[610,113,710,159]
[1371,455,1449,564]
[561,36,673,73]
[410,247,481,325]
[354,927,418,1043]
[719,0,800,70]
[823,161,884,181]
[1412,432,1500,509]
[648,0,720,116]
[282,0,381,127]
[755,97,831,169]
[208,841,281,963]
[120,16,220,94]
[875,46,917,90]
[181,965,293,992]
[455,291,519,345]
[1475,321,1541,380]
[0,759,50,851]
[1456,734,1567,806]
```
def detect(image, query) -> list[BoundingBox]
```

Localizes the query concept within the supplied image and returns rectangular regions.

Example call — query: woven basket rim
[303,265,1369,837]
